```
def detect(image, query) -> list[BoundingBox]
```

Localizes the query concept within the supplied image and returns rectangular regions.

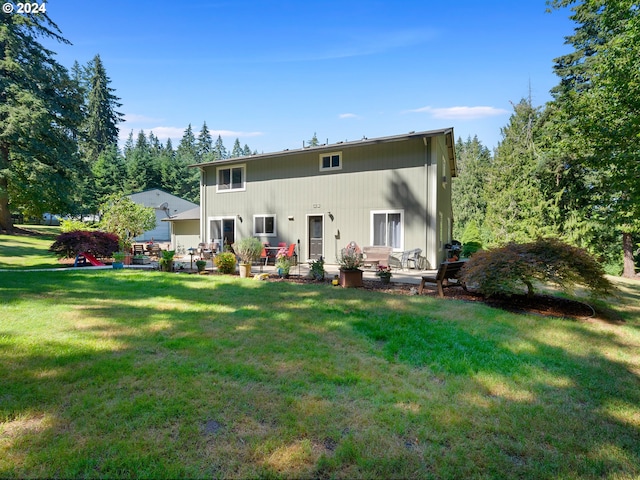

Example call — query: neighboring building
[193,128,457,269]
[128,189,198,243]
[162,206,200,252]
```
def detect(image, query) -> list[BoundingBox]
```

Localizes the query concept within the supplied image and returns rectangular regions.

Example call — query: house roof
[190,128,457,177]
[161,206,200,222]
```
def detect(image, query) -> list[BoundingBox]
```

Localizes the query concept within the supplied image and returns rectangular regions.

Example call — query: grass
[1,231,639,478]
[0,225,63,269]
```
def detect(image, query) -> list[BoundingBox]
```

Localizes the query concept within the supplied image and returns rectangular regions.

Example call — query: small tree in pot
[338,242,364,287]
[233,237,263,278]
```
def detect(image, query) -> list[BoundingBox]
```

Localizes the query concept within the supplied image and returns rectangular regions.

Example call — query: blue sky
[41,0,575,153]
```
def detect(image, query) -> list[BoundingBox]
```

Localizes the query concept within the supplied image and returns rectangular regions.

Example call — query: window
[371,210,403,250]
[319,152,342,171]
[216,165,245,192]
[253,215,276,236]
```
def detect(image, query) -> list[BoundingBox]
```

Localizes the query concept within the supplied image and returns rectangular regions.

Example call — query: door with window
[210,217,235,251]
[307,215,323,260]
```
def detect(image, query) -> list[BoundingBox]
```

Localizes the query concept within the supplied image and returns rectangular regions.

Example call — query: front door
[308,215,323,260]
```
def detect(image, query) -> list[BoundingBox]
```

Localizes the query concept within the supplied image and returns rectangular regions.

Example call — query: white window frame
[253,214,276,237]
[319,152,342,172]
[216,164,246,193]
[370,210,404,252]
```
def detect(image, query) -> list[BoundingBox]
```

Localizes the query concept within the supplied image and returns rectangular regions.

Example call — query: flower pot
[238,263,251,278]
[339,269,363,288]
[379,275,391,284]
[112,262,123,270]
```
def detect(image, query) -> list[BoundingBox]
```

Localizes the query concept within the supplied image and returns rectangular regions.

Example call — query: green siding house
[194,128,457,269]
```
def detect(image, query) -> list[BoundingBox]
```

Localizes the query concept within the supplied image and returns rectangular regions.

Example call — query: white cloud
[339,113,360,119]
[406,105,509,120]
[123,113,164,123]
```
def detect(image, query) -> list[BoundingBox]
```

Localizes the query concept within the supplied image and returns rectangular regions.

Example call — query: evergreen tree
[548,0,640,277]
[451,136,491,240]
[213,135,228,160]
[0,10,84,231]
[92,144,126,201]
[242,144,253,156]
[483,98,559,245]
[308,132,320,147]
[83,54,123,162]
[196,122,212,163]
[231,138,243,158]
[174,126,200,202]
[124,131,159,193]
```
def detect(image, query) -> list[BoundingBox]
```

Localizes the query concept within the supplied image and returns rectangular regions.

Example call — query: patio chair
[133,244,145,256]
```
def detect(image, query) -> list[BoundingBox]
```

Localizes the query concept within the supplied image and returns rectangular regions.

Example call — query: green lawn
[1,232,639,478]
[0,225,63,270]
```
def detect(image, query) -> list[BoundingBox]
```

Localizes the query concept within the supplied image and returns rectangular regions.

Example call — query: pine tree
[483,98,559,245]
[549,0,640,277]
[213,135,228,160]
[84,54,123,162]
[451,136,492,240]
[196,122,212,163]
[0,10,84,231]
[231,138,243,158]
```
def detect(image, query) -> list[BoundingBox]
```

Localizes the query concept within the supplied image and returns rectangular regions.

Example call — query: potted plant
[233,237,263,278]
[309,257,325,281]
[132,254,150,265]
[375,265,393,284]
[158,250,175,272]
[195,259,207,273]
[338,243,364,287]
[112,251,125,269]
[275,247,291,278]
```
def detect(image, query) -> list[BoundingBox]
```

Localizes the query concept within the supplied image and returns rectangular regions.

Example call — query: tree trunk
[0,144,14,234]
[622,232,636,278]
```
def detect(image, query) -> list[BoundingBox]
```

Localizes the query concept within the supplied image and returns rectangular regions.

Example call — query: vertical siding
[202,135,452,264]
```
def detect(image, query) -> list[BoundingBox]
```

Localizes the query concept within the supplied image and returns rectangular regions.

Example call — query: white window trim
[319,152,342,172]
[253,214,277,237]
[216,164,246,193]
[370,209,404,252]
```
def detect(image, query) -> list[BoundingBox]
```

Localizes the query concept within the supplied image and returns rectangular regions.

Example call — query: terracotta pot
[339,269,363,288]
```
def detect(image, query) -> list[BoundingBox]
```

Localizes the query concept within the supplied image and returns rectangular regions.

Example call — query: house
[192,128,457,269]
[128,189,198,243]
[162,206,200,252]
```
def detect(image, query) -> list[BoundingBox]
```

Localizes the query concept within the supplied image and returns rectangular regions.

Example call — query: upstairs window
[216,165,245,192]
[319,152,342,171]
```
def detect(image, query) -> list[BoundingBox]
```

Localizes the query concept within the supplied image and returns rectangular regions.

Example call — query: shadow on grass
[1,269,639,478]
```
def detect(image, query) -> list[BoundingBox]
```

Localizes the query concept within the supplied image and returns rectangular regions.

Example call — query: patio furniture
[418,260,467,297]
[390,248,422,270]
[362,246,392,268]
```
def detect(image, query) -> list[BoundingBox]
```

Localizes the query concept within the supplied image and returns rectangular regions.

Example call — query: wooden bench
[362,246,392,268]
[418,260,467,297]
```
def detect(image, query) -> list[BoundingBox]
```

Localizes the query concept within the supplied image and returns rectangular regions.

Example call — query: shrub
[338,243,363,270]
[461,241,482,258]
[60,219,89,233]
[233,237,263,264]
[460,237,613,298]
[309,256,325,280]
[214,252,237,274]
[49,230,119,259]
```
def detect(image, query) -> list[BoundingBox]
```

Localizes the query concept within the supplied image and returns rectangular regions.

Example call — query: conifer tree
[213,135,228,160]
[231,138,243,158]
[0,9,84,231]
[196,122,212,163]
[84,54,123,162]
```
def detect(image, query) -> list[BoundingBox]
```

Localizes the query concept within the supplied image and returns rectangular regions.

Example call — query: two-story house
[193,128,457,269]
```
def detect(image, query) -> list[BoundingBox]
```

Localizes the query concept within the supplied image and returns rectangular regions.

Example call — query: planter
[379,275,391,285]
[123,253,132,266]
[159,260,174,272]
[339,269,363,288]
[132,256,150,265]
[112,262,123,270]
[238,263,252,278]
[277,267,290,278]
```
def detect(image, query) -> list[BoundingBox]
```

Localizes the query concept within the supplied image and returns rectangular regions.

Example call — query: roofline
[189,128,456,170]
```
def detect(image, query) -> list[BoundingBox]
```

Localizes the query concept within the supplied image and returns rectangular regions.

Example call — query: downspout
[199,166,206,243]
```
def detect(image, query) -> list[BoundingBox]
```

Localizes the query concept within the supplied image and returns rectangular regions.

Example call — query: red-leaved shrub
[49,231,120,259]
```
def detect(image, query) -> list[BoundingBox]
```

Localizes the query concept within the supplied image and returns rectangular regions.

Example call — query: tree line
[1,1,637,276]
[0,12,254,231]
[452,0,639,278]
